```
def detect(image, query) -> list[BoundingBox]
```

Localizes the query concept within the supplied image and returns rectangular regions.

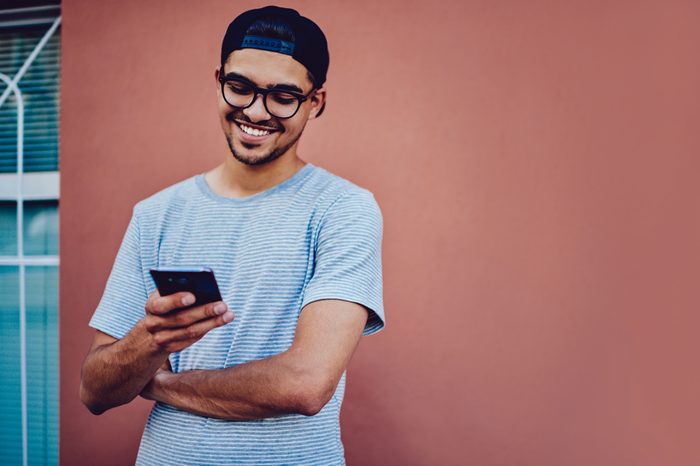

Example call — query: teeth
[240,124,271,137]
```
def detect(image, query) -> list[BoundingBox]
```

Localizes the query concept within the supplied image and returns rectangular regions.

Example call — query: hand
[141,290,234,354]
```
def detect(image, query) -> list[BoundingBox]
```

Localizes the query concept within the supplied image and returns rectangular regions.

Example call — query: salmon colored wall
[60,1,700,465]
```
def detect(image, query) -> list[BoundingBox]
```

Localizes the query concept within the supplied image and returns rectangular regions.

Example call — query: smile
[233,119,280,141]
[240,124,270,136]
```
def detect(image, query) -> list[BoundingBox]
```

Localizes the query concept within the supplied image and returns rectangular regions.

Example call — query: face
[216,48,325,166]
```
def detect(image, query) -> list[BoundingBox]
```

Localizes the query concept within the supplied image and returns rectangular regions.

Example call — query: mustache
[226,110,284,131]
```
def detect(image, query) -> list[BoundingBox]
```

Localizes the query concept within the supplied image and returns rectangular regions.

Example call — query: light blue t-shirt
[89,162,385,465]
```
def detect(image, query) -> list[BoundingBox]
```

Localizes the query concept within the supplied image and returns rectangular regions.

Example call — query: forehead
[223,48,312,89]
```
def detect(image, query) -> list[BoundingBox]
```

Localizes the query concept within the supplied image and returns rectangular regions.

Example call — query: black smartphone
[149,267,223,307]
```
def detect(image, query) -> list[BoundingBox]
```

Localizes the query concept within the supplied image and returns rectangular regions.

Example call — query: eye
[270,91,297,105]
[226,81,252,95]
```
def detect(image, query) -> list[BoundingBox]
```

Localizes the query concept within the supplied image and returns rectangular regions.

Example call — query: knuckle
[160,299,174,313]
[186,328,200,340]
[170,312,185,327]
[150,300,164,314]
[143,315,157,330]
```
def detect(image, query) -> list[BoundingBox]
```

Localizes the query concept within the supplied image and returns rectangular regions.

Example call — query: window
[0,3,60,465]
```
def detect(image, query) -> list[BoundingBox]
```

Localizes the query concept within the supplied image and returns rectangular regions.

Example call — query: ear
[214,66,223,98]
[307,86,327,120]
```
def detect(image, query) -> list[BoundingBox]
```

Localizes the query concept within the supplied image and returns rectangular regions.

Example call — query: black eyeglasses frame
[218,76,316,120]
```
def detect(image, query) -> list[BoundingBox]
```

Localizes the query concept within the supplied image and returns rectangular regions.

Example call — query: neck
[205,152,307,199]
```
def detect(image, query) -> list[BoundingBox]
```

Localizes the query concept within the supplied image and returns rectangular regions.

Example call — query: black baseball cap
[220,5,329,87]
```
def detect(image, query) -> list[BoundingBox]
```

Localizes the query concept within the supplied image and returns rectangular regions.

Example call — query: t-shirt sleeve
[301,189,385,336]
[88,207,149,339]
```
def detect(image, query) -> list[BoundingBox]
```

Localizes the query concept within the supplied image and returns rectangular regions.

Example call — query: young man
[80,6,385,465]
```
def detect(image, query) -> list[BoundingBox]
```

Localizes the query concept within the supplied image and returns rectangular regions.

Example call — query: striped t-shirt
[89,162,385,465]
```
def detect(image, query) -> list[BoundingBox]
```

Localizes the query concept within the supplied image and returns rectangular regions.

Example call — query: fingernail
[222,311,234,323]
[182,295,195,306]
[214,302,228,314]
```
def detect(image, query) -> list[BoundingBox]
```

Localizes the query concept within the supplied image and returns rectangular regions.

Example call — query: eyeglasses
[218,77,315,119]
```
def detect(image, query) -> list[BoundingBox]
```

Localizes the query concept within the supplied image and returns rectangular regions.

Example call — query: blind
[0,22,60,173]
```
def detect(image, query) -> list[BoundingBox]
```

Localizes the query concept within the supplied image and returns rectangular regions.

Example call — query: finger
[152,310,234,350]
[160,337,204,355]
[143,290,160,315]
[145,291,196,315]
[143,301,230,332]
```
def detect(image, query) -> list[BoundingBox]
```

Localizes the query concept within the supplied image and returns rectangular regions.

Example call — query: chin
[233,151,277,166]
[235,154,275,166]
[227,137,283,167]
[225,127,302,167]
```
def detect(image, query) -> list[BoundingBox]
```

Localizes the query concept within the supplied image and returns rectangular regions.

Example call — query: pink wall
[60,1,700,465]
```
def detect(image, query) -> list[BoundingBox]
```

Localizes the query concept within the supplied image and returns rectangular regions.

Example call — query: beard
[225,110,303,166]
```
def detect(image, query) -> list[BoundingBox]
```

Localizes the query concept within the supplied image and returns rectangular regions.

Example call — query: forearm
[80,320,169,414]
[144,349,333,420]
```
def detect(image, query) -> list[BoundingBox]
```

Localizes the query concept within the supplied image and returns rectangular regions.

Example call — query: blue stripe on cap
[241,35,295,55]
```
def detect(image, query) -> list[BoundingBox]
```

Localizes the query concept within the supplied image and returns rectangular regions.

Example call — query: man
[79,5,385,465]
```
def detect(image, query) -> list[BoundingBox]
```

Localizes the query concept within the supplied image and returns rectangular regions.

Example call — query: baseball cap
[220,5,329,87]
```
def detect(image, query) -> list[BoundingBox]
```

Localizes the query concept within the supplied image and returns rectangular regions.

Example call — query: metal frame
[0,14,61,466]
[0,6,60,16]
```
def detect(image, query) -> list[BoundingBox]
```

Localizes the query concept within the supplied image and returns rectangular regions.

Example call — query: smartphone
[149,267,223,307]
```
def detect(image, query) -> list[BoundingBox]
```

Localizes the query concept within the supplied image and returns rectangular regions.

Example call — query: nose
[242,92,271,123]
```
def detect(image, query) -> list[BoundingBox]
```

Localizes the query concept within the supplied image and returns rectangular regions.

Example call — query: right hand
[141,290,234,353]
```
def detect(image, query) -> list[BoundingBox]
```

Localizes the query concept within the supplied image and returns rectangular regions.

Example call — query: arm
[79,324,166,415]
[80,291,234,415]
[141,298,368,419]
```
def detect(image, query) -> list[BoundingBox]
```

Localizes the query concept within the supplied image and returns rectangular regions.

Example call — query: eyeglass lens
[222,80,300,119]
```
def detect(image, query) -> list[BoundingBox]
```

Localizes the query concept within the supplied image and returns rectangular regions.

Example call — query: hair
[245,16,326,117]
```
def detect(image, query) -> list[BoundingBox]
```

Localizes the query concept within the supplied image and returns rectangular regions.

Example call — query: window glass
[25,265,59,465]
[0,266,58,464]
[0,5,61,464]
[23,200,58,255]
[0,266,21,464]
[0,201,17,255]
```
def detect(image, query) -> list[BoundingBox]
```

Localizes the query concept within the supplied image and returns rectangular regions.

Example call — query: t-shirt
[88,162,385,465]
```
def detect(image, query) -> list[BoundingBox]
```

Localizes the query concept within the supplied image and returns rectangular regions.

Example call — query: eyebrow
[222,71,305,94]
